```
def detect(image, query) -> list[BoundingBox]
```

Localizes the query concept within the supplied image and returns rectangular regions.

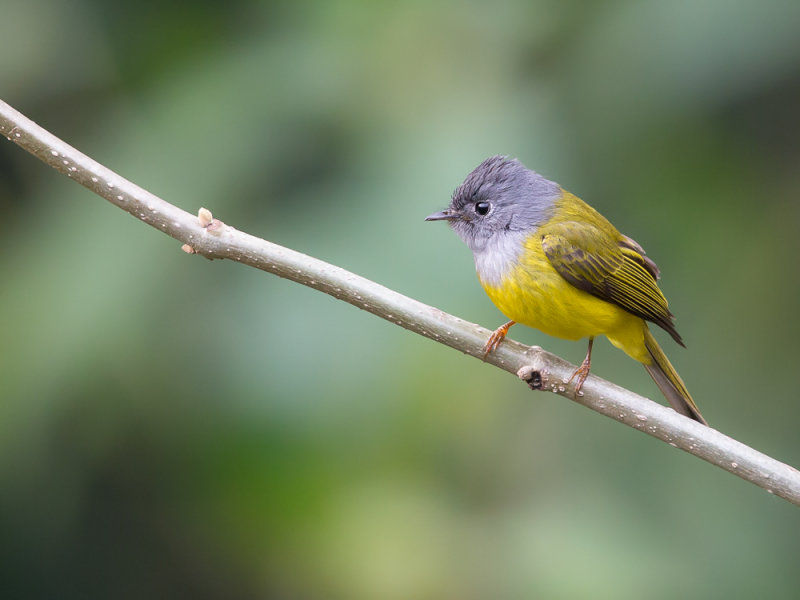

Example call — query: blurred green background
[2,0,800,598]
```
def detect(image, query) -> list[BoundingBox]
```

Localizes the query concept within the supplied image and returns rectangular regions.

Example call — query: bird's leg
[566,337,594,397]
[483,320,515,358]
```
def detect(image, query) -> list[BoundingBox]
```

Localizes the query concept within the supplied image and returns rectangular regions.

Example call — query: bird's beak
[425,209,458,222]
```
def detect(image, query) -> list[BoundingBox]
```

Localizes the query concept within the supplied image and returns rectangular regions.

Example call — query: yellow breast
[480,233,648,361]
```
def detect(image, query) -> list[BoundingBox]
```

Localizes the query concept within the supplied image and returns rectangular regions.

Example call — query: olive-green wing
[540,221,684,346]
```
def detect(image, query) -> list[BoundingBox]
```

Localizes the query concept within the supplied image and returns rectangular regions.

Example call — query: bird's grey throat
[445,155,561,286]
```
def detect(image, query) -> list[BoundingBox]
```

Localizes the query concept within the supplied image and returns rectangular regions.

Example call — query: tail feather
[643,328,708,426]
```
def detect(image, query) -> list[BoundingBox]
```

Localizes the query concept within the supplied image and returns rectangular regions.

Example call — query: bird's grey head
[426,156,561,255]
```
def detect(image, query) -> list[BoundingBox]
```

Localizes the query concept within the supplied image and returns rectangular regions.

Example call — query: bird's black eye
[474,201,490,215]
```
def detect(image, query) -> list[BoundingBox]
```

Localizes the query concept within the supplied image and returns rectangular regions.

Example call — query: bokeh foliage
[2,0,800,598]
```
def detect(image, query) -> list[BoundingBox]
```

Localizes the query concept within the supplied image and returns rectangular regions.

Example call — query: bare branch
[2,99,798,506]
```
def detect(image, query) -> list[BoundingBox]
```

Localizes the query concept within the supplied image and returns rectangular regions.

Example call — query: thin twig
[2,99,798,506]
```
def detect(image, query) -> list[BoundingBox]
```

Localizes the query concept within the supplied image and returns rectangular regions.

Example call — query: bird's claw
[482,321,515,359]
[566,360,591,397]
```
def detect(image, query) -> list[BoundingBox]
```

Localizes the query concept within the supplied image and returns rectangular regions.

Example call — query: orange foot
[483,320,515,358]
[566,337,594,397]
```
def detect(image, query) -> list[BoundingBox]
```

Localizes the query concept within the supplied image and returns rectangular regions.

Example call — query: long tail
[642,328,708,426]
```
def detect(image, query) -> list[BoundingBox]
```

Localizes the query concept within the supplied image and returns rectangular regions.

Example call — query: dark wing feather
[541,222,684,346]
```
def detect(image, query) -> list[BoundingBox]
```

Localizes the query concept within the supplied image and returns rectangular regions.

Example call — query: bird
[426,155,707,425]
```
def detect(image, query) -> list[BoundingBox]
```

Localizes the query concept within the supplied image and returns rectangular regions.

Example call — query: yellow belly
[480,236,650,363]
